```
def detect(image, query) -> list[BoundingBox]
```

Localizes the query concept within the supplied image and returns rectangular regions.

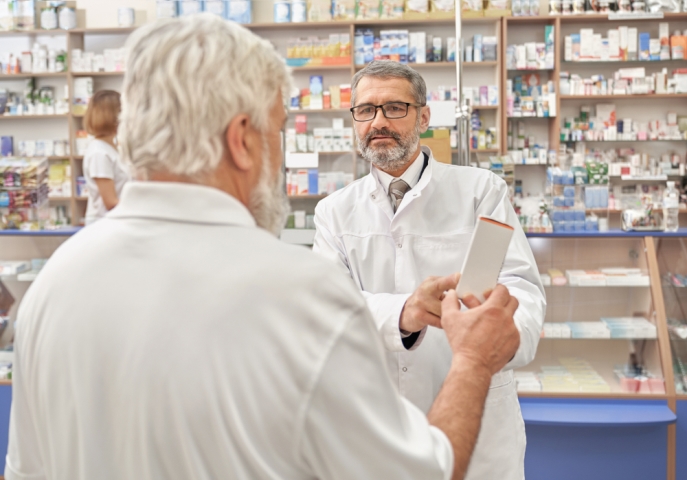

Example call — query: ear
[225,113,258,172]
[419,106,431,133]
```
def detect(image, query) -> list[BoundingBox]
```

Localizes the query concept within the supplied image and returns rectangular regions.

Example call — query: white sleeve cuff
[363,293,412,353]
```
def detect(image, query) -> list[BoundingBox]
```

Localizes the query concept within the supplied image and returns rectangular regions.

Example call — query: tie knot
[389,179,411,213]
[389,178,411,200]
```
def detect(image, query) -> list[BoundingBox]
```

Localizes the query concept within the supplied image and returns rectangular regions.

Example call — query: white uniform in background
[6,182,455,480]
[314,146,546,480]
[83,139,131,225]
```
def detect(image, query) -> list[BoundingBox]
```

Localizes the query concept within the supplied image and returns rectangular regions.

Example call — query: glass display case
[654,236,687,396]
[518,235,669,397]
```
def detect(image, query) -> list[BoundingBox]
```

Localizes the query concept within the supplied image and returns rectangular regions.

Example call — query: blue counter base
[524,423,668,480]
[521,398,672,480]
[677,400,687,480]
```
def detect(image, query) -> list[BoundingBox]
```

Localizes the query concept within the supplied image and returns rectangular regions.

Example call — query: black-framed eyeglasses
[350,102,425,122]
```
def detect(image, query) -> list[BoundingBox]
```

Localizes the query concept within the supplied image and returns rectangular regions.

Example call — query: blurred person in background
[83,90,131,224]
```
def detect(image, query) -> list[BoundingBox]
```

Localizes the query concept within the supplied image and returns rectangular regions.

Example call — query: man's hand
[441,285,520,375]
[399,273,459,333]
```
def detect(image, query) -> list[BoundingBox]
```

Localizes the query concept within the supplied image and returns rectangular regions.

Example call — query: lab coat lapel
[393,147,437,218]
[364,169,395,221]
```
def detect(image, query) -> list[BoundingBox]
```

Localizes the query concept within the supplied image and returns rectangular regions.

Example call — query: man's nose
[370,108,391,131]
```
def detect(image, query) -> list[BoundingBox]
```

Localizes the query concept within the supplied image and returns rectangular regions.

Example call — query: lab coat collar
[109,182,257,228]
[365,146,437,196]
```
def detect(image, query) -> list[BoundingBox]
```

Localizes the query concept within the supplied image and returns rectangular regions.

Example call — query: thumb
[433,273,460,297]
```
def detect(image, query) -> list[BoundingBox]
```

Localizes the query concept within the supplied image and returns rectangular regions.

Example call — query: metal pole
[455,2,471,167]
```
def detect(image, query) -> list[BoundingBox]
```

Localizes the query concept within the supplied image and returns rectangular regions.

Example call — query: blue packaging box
[308,169,318,195]
[585,218,599,231]
[639,33,650,61]
[0,136,13,156]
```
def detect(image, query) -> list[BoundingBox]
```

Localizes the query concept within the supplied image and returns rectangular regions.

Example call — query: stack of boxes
[285,116,353,154]
[561,107,685,142]
[354,29,457,65]
[506,75,557,117]
[71,48,126,73]
[561,67,687,96]
[48,161,71,198]
[463,34,498,63]
[158,0,251,23]
[564,23,687,62]
[286,35,351,67]
[506,25,555,70]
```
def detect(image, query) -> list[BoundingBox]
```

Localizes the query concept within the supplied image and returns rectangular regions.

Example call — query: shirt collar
[108,182,257,228]
[371,148,426,194]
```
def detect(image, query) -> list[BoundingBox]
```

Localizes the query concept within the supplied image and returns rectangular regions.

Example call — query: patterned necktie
[389,178,411,213]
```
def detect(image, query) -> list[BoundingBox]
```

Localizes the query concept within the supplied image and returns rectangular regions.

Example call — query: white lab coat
[313,147,546,480]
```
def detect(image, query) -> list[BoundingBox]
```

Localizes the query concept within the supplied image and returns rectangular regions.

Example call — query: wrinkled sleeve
[296,307,453,480]
[313,203,424,353]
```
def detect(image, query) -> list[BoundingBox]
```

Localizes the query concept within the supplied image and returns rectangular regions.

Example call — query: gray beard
[248,143,291,236]
[357,119,422,172]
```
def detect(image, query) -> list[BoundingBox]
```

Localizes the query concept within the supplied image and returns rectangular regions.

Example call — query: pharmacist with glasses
[313,60,546,480]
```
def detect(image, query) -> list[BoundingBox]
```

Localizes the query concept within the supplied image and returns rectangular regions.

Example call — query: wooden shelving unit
[0,114,68,120]
[0,72,68,79]
[561,94,687,100]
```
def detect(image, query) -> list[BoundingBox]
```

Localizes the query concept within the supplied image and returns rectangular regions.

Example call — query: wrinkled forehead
[354,76,416,105]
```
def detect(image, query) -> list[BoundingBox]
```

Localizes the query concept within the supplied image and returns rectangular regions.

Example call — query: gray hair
[119,14,291,179]
[351,60,427,107]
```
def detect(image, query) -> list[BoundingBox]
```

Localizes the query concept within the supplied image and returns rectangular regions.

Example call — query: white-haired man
[5,15,522,480]
[313,61,546,480]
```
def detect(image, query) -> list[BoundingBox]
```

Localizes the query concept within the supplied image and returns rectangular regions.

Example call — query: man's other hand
[399,273,459,333]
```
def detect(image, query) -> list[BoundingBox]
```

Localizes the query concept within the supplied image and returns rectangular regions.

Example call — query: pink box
[638,377,652,394]
[649,378,665,394]
[620,377,639,393]
[479,86,488,106]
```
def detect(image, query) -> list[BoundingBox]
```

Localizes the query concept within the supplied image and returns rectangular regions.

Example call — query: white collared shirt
[371,149,425,210]
[6,182,454,480]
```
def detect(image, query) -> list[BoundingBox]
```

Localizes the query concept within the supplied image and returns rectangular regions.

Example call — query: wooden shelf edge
[0,72,67,78]
[288,195,328,199]
[288,109,350,114]
[561,94,687,100]
[72,71,126,77]
[0,115,68,120]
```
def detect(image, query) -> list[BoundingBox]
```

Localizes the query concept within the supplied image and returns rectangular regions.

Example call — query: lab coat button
[371,194,376,199]
[397,243,402,248]
[402,367,408,372]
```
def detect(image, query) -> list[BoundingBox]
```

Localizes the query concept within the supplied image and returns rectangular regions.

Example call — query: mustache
[364,128,401,146]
